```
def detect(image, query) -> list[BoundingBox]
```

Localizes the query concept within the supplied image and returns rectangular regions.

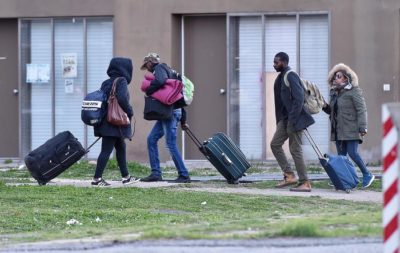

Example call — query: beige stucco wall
[0,0,399,162]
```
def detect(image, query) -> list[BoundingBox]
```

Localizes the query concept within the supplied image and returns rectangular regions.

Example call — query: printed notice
[61,53,77,78]
[26,63,50,83]
[65,79,74,93]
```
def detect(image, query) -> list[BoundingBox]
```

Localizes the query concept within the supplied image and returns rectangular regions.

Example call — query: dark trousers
[94,136,129,178]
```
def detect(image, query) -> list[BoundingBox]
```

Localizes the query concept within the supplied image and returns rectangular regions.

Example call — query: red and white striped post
[383,104,400,253]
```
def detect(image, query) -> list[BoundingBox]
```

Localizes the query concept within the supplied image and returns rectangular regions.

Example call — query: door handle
[13,89,19,95]
[219,89,226,95]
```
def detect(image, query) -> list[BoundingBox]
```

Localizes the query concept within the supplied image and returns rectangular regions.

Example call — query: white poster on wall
[65,79,74,94]
[26,63,50,83]
[61,53,77,78]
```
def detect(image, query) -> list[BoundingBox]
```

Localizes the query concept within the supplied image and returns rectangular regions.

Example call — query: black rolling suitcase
[185,128,251,184]
[24,131,100,185]
[303,129,359,193]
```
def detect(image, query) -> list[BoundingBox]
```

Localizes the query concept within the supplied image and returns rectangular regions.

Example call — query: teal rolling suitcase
[186,129,251,184]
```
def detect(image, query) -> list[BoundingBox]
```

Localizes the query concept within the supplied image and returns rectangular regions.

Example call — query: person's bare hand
[181,123,189,131]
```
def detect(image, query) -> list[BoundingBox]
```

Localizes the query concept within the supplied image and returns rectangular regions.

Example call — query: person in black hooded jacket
[91,57,139,186]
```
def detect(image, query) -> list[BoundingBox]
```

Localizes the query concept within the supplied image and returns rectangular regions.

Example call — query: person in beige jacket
[322,63,375,188]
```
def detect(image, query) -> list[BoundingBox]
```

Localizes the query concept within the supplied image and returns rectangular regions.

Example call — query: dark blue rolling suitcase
[304,129,359,193]
[319,154,359,192]
[185,128,251,184]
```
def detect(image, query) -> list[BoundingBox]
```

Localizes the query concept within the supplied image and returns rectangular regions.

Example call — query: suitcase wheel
[227,179,239,185]
[345,189,351,194]
[38,181,47,186]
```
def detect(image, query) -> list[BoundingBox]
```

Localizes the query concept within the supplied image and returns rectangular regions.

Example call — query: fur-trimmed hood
[327,63,359,87]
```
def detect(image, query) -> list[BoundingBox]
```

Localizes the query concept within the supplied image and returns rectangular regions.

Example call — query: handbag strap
[109,77,121,98]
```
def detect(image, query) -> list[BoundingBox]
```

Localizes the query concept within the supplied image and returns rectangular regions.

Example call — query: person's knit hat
[140,53,160,70]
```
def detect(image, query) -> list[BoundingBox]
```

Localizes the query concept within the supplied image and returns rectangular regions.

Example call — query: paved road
[0,238,382,253]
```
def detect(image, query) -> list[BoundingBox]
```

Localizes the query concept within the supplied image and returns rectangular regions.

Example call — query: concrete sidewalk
[7,173,382,204]
[2,158,382,204]
[0,158,383,172]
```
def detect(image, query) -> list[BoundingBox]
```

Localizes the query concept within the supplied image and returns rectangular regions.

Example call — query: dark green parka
[323,63,367,143]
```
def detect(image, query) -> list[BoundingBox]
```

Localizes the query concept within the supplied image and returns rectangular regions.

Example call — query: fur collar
[327,63,359,88]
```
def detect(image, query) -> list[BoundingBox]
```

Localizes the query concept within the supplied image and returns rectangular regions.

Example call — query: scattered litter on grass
[201,201,207,205]
[95,217,102,223]
[109,196,113,200]
[66,219,82,226]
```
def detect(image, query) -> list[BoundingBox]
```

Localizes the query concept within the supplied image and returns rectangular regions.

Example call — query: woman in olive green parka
[323,63,375,188]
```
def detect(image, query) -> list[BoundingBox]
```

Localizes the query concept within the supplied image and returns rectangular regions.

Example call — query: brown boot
[275,172,298,188]
[290,181,312,192]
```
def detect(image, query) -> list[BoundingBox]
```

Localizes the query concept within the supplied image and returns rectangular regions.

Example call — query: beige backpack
[283,70,325,114]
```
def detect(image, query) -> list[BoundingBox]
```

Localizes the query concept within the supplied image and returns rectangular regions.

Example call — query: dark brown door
[184,16,227,159]
[0,19,19,157]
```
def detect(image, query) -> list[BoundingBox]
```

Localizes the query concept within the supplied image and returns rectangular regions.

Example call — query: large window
[228,13,329,160]
[20,18,113,159]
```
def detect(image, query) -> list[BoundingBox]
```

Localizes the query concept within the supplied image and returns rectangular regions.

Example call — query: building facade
[0,0,398,163]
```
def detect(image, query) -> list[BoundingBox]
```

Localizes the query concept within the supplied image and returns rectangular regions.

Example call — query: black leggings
[94,136,129,178]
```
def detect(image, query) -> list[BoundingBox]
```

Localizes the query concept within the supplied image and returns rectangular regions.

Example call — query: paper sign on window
[65,79,74,94]
[26,63,50,83]
[61,53,77,78]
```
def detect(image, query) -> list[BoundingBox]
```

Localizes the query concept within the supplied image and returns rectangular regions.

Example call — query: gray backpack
[283,70,325,114]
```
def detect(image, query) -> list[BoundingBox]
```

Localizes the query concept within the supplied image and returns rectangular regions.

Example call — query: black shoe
[172,175,191,183]
[91,178,111,187]
[140,174,162,182]
[122,176,140,185]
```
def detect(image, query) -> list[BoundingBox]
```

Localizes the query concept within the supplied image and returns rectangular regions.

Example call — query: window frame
[18,17,113,158]
[227,11,331,160]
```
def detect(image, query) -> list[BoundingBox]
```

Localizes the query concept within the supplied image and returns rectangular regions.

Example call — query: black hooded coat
[94,57,134,139]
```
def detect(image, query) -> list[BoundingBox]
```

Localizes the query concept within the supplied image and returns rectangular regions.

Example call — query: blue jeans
[335,140,370,176]
[147,108,189,177]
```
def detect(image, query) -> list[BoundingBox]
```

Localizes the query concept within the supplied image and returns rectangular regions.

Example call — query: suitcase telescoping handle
[184,128,208,156]
[85,137,102,154]
[302,129,324,159]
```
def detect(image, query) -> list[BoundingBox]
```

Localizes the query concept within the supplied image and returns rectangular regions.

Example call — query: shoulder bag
[107,77,130,126]
[143,96,173,121]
